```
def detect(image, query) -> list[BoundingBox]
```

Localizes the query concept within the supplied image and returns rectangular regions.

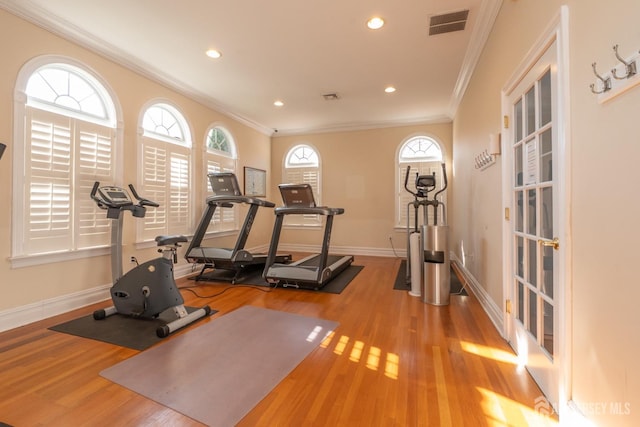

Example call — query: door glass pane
[515,99,523,142]
[517,280,524,323]
[527,189,536,235]
[542,245,554,298]
[540,128,552,182]
[540,70,552,126]
[528,238,537,288]
[525,87,536,136]
[541,187,553,239]
[516,190,523,232]
[543,300,554,356]
[516,235,524,278]
[529,289,538,338]
[515,144,523,186]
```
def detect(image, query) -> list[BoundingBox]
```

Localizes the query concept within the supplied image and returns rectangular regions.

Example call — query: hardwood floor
[0,256,558,426]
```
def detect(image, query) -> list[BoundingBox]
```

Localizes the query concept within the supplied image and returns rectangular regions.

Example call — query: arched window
[204,125,238,233]
[283,144,321,226]
[397,135,446,228]
[12,58,119,265]
[138,102,192,241]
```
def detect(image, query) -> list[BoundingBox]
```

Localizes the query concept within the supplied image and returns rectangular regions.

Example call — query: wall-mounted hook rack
[591,43,640,103]
[474,149,496,171]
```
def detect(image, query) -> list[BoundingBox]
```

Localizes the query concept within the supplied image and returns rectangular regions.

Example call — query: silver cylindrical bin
[422,225,450,305]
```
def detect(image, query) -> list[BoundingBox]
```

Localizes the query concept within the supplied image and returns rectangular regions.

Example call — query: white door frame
[500,5,571,415]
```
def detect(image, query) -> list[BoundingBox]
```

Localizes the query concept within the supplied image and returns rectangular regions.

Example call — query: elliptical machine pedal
[91,182,211,338]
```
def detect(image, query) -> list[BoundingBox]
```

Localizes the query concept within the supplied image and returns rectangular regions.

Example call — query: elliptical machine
[90,182,211,337]
[404,163,450,305]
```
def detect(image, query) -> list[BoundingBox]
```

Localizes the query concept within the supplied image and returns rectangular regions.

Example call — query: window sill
[10,246,110,269]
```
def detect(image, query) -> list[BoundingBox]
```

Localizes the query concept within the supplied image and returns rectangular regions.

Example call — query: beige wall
[270,123,453,252]
[454,0,640,424]
[0,9,271,312]
[4,1,640,424]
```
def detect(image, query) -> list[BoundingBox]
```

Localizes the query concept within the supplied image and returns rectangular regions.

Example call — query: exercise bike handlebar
[128,184,160,208]
[90,181,108,209]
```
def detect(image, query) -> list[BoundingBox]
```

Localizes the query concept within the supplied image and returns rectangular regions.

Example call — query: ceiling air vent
[322,93,340,101]
[429,10,469,35]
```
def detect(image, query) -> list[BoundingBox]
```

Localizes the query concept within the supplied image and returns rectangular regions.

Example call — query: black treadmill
[185,172,291,283]
[262,183,354,290]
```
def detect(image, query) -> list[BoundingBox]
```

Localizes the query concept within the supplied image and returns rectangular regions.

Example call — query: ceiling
[1,0,500,136]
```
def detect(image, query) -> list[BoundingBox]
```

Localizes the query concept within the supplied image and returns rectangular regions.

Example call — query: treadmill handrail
[205,194,275,208]
[274,206,344,216]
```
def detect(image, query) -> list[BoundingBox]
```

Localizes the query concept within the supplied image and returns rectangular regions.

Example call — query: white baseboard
[450,253,504,335]
[0,284,111,333]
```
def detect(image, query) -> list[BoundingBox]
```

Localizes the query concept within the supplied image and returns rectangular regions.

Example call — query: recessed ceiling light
[385,86,396,93]
[206,49,222,59]
[274,100,284,107]
[367,17,385,30]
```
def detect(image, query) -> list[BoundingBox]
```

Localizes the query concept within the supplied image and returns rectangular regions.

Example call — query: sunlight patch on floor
[477,387,559,427]
[320,332,399,379]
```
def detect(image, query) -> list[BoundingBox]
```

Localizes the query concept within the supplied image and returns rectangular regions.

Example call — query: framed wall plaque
[244,167,266,197]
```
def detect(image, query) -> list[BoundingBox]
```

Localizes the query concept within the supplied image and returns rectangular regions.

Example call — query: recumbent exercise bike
[90,182,211,338]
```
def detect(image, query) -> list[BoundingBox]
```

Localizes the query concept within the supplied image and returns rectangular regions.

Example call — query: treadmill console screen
[208,173,242,196]
[279,184,316,207]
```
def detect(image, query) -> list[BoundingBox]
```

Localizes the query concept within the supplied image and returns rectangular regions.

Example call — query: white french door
[504,34,566,410]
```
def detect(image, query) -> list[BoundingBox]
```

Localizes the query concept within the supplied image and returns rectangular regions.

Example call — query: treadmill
[262,183,354,290]
[185,172,292,283]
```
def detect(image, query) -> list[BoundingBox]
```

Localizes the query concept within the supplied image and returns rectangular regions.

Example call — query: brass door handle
[538,237,559,250]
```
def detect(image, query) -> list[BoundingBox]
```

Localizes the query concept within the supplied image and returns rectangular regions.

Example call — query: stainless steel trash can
[422,225,450,305]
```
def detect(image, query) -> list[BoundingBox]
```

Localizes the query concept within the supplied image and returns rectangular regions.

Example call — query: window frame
[396,134,447,229]
[203,124,238,235]
[11,55,123,268]
[137,100,193,244]
[282,143,322,227]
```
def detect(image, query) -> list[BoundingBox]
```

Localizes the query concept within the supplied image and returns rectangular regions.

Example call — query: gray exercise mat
[100,305,339,426]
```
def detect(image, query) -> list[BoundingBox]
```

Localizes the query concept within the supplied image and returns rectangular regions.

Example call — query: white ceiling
[1,0,500,135]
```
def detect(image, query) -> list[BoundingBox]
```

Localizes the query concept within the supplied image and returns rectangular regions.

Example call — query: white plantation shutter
[76,124,115,248]
[169,152,190,234]
[140,141,168,241]
[140,138,192,240]
[24,107,115,254]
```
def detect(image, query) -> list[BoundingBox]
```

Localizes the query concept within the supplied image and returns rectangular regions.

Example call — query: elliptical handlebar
[433,163,448,201]
[404,165,416,198]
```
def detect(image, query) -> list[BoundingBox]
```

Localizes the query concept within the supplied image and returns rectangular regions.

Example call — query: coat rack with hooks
[590,43,640,103]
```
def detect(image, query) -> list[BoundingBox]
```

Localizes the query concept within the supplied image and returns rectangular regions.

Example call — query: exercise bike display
[90,182,211,338]
[404,163,450,305]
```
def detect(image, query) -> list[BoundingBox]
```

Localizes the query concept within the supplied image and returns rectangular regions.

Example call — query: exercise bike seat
[155,235,188,246]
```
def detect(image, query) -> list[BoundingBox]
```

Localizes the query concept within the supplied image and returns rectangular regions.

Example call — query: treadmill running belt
[296,254,344,267]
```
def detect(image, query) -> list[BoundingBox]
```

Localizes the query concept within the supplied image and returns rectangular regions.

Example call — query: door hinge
[505,299,512,314]
[505,207,510,220]
[503,115,509,129]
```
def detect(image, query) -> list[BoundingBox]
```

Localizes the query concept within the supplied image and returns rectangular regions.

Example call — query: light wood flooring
[0,255,558,426]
